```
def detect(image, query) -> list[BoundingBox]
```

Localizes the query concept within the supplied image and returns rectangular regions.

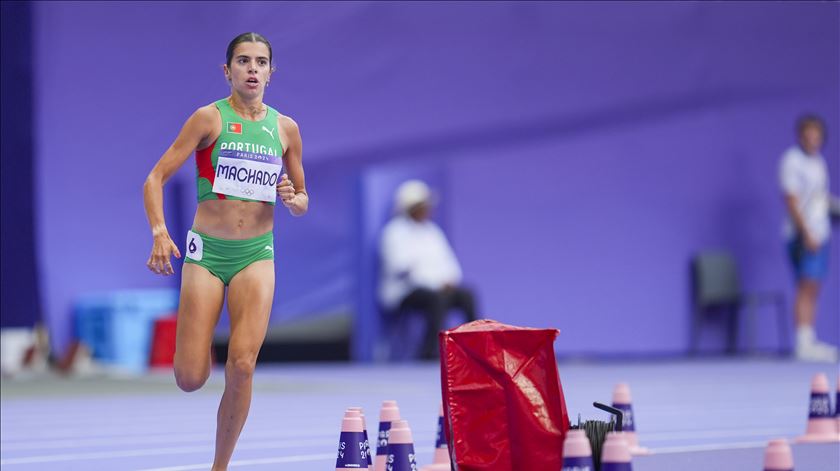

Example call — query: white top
[779,146,831,243]
[378,216,463,310]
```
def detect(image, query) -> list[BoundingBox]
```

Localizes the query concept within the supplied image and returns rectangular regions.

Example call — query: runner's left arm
[277,116,308,216]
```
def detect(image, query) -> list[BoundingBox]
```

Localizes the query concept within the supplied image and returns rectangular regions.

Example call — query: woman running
[143,32,308,469]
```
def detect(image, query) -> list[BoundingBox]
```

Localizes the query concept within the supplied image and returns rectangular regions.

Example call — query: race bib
[212,147,282,202]
[185,230,203,261]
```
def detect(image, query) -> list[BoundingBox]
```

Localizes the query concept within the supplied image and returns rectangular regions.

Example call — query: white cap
[394,179,434,214]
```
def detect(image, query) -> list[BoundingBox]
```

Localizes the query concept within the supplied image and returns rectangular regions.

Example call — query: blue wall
[27,2,839,358]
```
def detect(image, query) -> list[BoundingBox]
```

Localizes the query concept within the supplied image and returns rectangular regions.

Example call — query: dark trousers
[398,286,478,358]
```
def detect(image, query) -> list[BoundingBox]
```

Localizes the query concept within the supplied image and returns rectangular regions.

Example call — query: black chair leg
[690,306,701,355]
[726,307,739,355]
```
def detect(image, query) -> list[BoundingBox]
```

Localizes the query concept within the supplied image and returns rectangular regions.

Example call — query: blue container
[74,289,178,373]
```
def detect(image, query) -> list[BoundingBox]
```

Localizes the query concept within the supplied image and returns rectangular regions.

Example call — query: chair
[378,308,424,361]
[690,250,788,355]
[378,305,469,362]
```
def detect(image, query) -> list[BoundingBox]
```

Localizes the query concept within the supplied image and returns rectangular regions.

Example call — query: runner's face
[226,42,272,97]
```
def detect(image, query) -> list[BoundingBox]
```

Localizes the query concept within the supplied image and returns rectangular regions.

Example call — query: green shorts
[183,229,274,285]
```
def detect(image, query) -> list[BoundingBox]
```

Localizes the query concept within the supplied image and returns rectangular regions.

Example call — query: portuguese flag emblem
[227,122,242,134]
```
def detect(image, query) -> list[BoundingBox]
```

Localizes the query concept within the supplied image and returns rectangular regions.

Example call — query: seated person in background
[379,180,478,359]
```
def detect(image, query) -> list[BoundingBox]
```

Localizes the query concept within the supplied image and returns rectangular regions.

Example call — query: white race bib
[212,148,282,202]
[185,230,203,261]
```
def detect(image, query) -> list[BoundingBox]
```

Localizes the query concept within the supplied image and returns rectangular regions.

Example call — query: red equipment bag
[439,319,569,470]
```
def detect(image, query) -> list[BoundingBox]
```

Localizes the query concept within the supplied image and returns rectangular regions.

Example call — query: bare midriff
[193,199,274,239]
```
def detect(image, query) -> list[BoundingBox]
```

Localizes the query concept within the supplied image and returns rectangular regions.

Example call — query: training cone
[763,438,793,471]
[601,432,633,471]
[796,372,840,443]
[420,403,450,471]
[347,407,373,470]
[562,429,594,471]
[386,420,418,471]
[835,376,840,435]
[612,383,650,455]
[336,411,369,471]
[375,400,401,471]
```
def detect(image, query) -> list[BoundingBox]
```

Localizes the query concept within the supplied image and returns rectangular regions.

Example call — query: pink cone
[421,403,450,471]
[347,407,373,470]
[835,376,840,436]
[612,383,650,455]
[796,373,840,443]
[336,413,368,471]
[562,429,594,470]
[387,420,418,471]
[601,432,633,471]
[763,438,793,471]
[374,400,401,471]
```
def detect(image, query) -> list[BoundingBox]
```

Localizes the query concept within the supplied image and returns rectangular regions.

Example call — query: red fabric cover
[439,319,569,470]
[149,315,178,367]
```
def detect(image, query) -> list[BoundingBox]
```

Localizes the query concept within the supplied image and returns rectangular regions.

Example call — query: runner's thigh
[175,263,225,373]
[226,260,275,364]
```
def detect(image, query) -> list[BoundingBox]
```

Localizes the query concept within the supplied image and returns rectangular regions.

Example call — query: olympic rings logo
[242,188,255,196]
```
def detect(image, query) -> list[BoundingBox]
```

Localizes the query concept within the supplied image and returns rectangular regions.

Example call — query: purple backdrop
[31,2,839,359]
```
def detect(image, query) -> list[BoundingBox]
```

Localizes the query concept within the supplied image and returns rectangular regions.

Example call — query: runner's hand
[147,232,181,276]
[277,174,296,207]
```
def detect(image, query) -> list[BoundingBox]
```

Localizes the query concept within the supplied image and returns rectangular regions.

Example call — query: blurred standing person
[143,33,307,469]
[779,114,838,362]
[379,180,478,359]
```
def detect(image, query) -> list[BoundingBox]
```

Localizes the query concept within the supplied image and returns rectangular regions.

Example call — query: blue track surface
[2,358,838,470]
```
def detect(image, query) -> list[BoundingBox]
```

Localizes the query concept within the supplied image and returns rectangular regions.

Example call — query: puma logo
[264,245,274,252]
[261,126,275,140]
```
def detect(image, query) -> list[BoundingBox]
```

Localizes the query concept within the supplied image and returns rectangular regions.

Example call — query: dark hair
[226,32,272,67]
[796,114,825,138]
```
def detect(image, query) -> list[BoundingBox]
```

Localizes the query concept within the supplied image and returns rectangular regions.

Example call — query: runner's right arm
[143,106,215,275]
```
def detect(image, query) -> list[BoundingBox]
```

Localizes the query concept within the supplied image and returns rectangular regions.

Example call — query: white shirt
[779,146,831,243]
[378,216,463,310]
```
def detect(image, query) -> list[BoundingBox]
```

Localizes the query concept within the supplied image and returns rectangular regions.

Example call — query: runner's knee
[226,353,257,385]
[174,366,209,392]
